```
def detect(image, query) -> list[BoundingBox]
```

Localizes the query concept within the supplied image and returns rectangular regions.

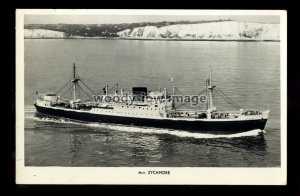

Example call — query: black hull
[34,104,267,133]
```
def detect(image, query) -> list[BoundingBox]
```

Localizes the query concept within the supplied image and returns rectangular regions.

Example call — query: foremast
[71,63,80,101]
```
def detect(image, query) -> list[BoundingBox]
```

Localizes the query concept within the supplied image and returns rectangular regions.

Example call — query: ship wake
[88,122,265,139]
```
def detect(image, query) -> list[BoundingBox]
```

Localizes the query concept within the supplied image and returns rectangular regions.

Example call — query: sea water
[24,39,280,167]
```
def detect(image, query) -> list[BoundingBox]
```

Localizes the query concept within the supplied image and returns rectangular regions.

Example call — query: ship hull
[34,104,267,133]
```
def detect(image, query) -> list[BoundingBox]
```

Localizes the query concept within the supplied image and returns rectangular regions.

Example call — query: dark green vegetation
[25,19,231,38]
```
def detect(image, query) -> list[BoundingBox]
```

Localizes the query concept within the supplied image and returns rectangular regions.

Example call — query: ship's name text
[148,170,170,175]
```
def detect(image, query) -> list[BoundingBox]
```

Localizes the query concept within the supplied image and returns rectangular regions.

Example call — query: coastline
[24,37,280,42]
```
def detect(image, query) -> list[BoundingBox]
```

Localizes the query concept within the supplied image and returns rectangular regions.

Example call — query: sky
[24,14,280,24]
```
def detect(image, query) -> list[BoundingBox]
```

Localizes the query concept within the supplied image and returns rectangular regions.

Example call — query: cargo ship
[34,64,269,133]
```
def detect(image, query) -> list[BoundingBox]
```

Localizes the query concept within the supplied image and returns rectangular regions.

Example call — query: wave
[25,114,264,139]
[26,114,83,125]
[87,122,264,139]
[25,105,36,113]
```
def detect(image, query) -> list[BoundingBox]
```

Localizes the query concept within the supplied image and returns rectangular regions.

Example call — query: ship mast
[206,68,216,119]
[207,68,216,110]
[71,63,80,101]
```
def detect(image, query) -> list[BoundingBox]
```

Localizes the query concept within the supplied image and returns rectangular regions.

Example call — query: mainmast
[207,68,216,110]
[206,68,216,119]
[71,63,80,101]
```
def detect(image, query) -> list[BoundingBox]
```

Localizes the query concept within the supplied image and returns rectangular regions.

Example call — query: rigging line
[78,88,92,102]
[67,85,71,100]
[215,89,239,109]
[80,80,97,95]
[195,88,207,109]
[214,89,240,109]
[78,85,82,100]
[95,87,105,96]
[77,83,93,100]
[215,87,236,104]
[173,88,207,109]
[77,84,92,100]
[95,84,118,96]
[174,98,189,109]
[79,85,87,102]
[69,87,72,100]
[216,88,242,108]
[55,80,70,94]
[174,103,186,109]
[174,87,186,96]
[214,89,228,103]
[94,84,118,96]
[215,90,218,108]
[215,88,231,104]
[107,83,118,94]
[173,88,186,109]
[61,83,73,98]
[214,90,235,109]
[197,88,207,96]
[174,87,206,96]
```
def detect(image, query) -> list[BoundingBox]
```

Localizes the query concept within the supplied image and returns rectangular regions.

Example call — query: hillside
[24,20,280,41]
[117,21,279,40]
[25,20,226,38]
[24,29,66,39]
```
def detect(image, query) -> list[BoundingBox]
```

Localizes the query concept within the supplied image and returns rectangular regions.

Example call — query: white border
[16,9,287,185]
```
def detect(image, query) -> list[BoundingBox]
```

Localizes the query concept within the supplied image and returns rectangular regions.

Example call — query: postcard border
[16,9,287,185]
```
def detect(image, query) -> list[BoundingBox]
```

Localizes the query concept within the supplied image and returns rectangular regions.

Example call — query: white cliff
[24,29,66,39]
[117,21,280,40]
